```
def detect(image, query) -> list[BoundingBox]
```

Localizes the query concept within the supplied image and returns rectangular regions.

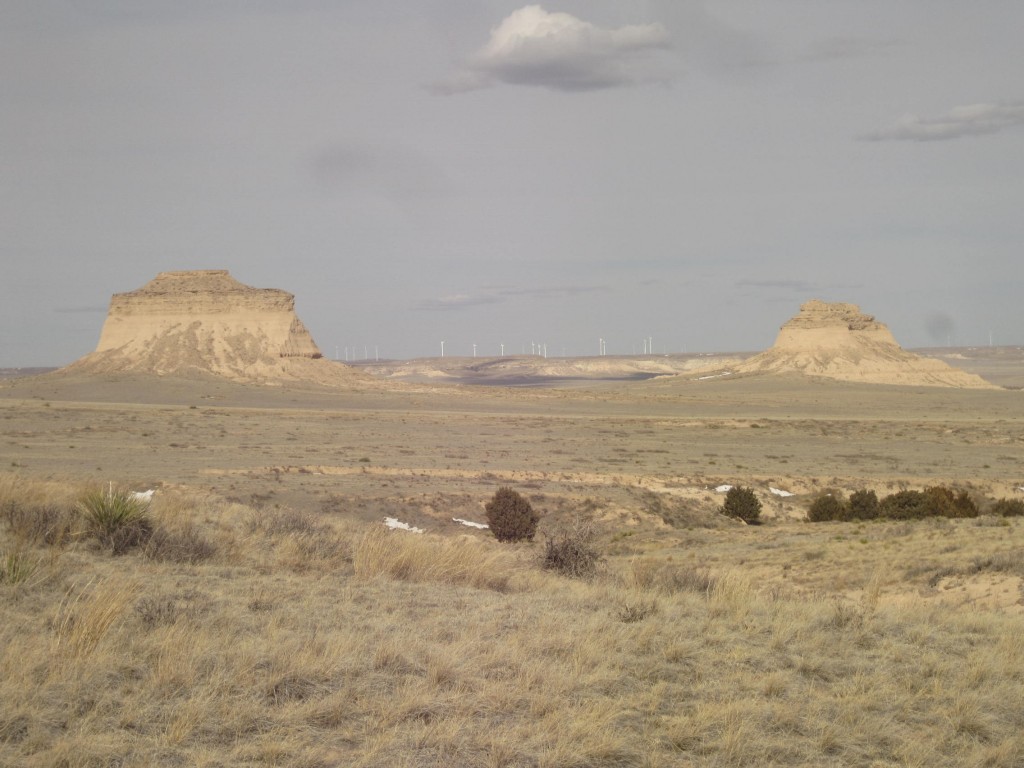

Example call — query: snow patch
[453,518,489,529]
[714,485,734,493]
[698,372,733,381]
[769,487,794,497]
[384,517,423,533]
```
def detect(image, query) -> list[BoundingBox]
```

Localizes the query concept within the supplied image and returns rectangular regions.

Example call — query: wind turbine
[500,343,505,357]
[440,340,445,358]
[472,343,477,357]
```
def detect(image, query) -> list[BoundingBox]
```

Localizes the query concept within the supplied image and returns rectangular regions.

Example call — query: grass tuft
[353,525,523,591]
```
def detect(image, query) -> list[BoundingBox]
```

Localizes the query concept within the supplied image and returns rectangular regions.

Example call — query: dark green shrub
[848,489,880,520]
[721,486,762,524]
[877,486,978,520]
[922,486,978,518]
[78,488,153,554]
[485,487,539,542]
[879,490,929,520]
[990,498,1024,517]
[807,493,847,522]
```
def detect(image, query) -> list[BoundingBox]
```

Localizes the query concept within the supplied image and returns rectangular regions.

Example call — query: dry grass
[2,473,1024,766]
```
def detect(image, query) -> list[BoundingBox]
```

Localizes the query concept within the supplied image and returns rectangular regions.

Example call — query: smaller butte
[726,300,997,389]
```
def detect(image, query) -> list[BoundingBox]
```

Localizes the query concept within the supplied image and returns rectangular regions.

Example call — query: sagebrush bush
[721,486,761,524]
[1,500,76,546]
[485,487,539,542]
[807,493,846,522]
[78,489,153,554]
[542,529,600,579]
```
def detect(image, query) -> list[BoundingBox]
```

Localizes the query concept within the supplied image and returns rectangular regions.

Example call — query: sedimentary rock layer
[729,300,997,389]
[68,271,361,384]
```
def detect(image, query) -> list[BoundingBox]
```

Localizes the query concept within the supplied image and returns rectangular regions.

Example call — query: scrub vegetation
[2,473,1023,768]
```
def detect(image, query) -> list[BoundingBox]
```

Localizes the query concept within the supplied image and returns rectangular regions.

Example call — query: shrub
[879,490,929,520]
[1,500,75,546]
[848,489,880,520]
[876,486,978,520]
[542,527,600,579]
[78,488,152,554]
[923,486,979,518]
[485,487,539,543]
[807,493,847,522]
[990,498,1024,517]
[144,525,216,564]
[721,486,762,524]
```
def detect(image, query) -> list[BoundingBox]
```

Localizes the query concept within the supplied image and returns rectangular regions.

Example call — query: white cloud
[438,5,673,93]
[862,102,1024,142]
[415,283,604,311]
[415,293,502,312]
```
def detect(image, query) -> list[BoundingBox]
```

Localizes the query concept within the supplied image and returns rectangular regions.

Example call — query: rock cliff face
[729,300,997,389]
[68,271,361,384]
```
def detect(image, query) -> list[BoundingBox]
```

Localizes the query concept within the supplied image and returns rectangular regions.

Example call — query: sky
[2,1,1022,366]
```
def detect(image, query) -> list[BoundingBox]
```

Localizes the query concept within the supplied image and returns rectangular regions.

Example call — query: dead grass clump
[1,501,76,547]
[134,596,180,629]
[246,506,348,569]
[52,577,137,663]
[541,530,600,580]
[615,597,659,623]
[144,524,216,564]
[353,526,522,591]
[0,475,82,548]
[626,558,716,596]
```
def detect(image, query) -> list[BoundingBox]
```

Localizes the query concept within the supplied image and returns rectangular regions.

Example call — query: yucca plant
[78,488,152,554]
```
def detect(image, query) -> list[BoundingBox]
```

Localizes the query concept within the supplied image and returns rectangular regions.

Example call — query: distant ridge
[65,270,367,385]
[711,300,998,389]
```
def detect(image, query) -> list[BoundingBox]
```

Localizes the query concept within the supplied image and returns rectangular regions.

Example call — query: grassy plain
[1,363,1023,766]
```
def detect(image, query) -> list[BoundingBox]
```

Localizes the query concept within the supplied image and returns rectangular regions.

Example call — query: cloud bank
[439,5,672,93]
[863,101,1024,142]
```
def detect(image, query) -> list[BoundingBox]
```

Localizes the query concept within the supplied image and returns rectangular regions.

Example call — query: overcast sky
[2,1,1022,366]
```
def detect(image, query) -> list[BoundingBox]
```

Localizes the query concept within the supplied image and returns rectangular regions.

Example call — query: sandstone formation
[724,300,997,389]
[67,271,364,385]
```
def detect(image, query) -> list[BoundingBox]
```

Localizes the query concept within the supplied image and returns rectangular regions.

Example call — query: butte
[721,300,997,389]
[65,270,367,386]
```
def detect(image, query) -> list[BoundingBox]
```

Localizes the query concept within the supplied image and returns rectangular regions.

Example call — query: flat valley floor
[2,365,1022,600]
